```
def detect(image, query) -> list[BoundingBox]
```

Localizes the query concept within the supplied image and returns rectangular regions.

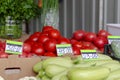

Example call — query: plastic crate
[106,24,120,36]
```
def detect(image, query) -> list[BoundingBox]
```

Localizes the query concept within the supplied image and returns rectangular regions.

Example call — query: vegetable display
[71,29,111,53]
[25,26,111,56]
[24,26,70,57]
[33,54,120,80]
[0,1,118,80]
[0,25,119,80]
[0,26,112,57]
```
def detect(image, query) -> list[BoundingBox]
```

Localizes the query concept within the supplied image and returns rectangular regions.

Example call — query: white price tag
[56,44,73,56]
[81,50,98,60]
[108,36,120,44]
[5,40,23,54]
[82,53,98,59]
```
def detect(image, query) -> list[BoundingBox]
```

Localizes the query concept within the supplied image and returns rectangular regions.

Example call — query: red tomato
[32,45,45,56]
[44,39,57,52]
[44,52,57,57]
[99,48,104,53]
[0,52,8,58]
[38,35,50,43]
[93,37,108,48]
[0,48,5,52]
[73,30,86,41]
[84,32,97,42]
[26,53,34,58]
[0,41,5,49]
[72,47,81,55]
[21,52,34,58]
[32,42,43,47]
[32,32,41,36]
[82,41,93,49]
[97,29,111,38]
[28,32,41,42]
[24,39,30,43]
[22,43,31,53]
[0,41,6,51]
[72,41,83,49]
[70,38,78,45]
[57,37,70,44]
[24,40,35,47]
[29,35,39,42]
[40,31,49,36]
[48,29,61,39]
[19,52,28,58]
[42,26,54,32]
[89,44,98,50]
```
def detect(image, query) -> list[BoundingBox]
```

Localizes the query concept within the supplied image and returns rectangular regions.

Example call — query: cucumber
[52,70,68,80]
[42,57,73,69]
[67,66,110,80]
[83,60,119,66]
[106,69,120,80]
[99,62,120,72]
[45,64,67,78]
[33,61,43,73]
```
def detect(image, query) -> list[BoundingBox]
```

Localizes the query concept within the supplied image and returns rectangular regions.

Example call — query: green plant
[0,0,41,24]
[40,0,59,28]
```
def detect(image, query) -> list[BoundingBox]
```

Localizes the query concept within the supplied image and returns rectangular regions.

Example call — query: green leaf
[23,5,32,8]
[0,0,41,23]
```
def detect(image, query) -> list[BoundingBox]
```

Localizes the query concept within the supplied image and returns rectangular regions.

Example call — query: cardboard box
[0,55,41,80]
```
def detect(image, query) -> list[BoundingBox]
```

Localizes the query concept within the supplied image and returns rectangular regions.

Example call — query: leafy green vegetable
[40,0,59,27]
[0,0,41,24]
[0,25,22,39]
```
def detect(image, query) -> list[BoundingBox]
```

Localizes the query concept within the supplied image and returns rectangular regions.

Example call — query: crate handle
[4,67,21,75]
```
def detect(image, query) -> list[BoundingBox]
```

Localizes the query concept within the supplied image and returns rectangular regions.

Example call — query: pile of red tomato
[24,26,70,57]
[0,41,8,58]
[0,26,111,57]
[71,29,111,55]
[23,26,111,57]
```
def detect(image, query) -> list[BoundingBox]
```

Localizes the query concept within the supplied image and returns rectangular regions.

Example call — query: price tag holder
[56,44,73,56]
[5,40,23,55]
[81,50,98,61]
[108,36,120,44]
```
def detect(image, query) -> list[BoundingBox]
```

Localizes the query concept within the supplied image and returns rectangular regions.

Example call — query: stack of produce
[70,29,111,55]
[33,54,120,80]
[23,26,111,57]
[0,26,111,57]
[24,26,70,57]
